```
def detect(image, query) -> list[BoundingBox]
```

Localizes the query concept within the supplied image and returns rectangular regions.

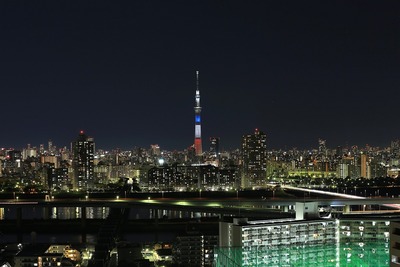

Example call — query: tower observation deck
[194,71,202,156]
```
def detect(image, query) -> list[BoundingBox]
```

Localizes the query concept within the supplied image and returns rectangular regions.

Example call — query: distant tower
[194,71,203,156]
[72,130,95,190]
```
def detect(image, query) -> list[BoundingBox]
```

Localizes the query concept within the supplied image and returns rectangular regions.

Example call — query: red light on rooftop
[80,130,84,134]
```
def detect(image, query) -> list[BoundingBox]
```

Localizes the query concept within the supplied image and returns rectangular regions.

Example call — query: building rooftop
[341,212,400,220]
[155,248,172,257]
[224,216,336,228]
[16,244,62,257]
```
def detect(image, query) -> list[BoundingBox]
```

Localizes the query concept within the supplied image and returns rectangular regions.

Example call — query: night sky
[1,1,400,151]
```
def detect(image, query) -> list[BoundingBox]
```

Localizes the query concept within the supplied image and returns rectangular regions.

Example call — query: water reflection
[1,207,218,220]
[1,207,110,220]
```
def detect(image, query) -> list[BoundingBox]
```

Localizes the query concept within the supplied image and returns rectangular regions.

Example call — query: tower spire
[194,70,203,156]
[196,70,199,93]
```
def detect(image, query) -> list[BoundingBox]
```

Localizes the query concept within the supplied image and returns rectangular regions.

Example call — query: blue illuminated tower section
[194,70,203,156]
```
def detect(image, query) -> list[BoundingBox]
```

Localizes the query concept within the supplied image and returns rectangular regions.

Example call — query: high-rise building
[241,128,267,187]
[318,138,326,153]
[210,137,220,157]
[22,144,37,160]
[150,144,161,157]
[48,140,53,154]
[194,71,203,156]
[39,144,45,154]
[360,153,370,178]
[41,155,58,168]
[72,131,94,190]
[216,208,394,267]
[217,203,338,267]
[338,163,349,178]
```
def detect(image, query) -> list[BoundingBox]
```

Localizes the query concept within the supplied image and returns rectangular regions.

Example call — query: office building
[150,144,161,157]
[72,131,95,190]
[41,155,58,168]
[241,128,267,187]
[210,137,220,157]
[22,144,37,160]
[48,139,54,155]
[361,153,370,178]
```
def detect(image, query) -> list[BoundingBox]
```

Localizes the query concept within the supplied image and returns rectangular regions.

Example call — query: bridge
[1,188,400,218]
[2,187,399,267]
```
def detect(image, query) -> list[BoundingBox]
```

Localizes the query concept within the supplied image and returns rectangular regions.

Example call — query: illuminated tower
[194,70,203,156]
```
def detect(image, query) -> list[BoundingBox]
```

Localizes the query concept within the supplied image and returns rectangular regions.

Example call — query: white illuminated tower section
[194,70,203,156]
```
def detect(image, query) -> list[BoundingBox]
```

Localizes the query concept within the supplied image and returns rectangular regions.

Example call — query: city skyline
[2,129,399,153]
[1,1,400,150]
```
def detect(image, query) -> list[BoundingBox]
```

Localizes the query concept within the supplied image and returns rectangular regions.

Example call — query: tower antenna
[194,70,203,156]
[196,70,199,92]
